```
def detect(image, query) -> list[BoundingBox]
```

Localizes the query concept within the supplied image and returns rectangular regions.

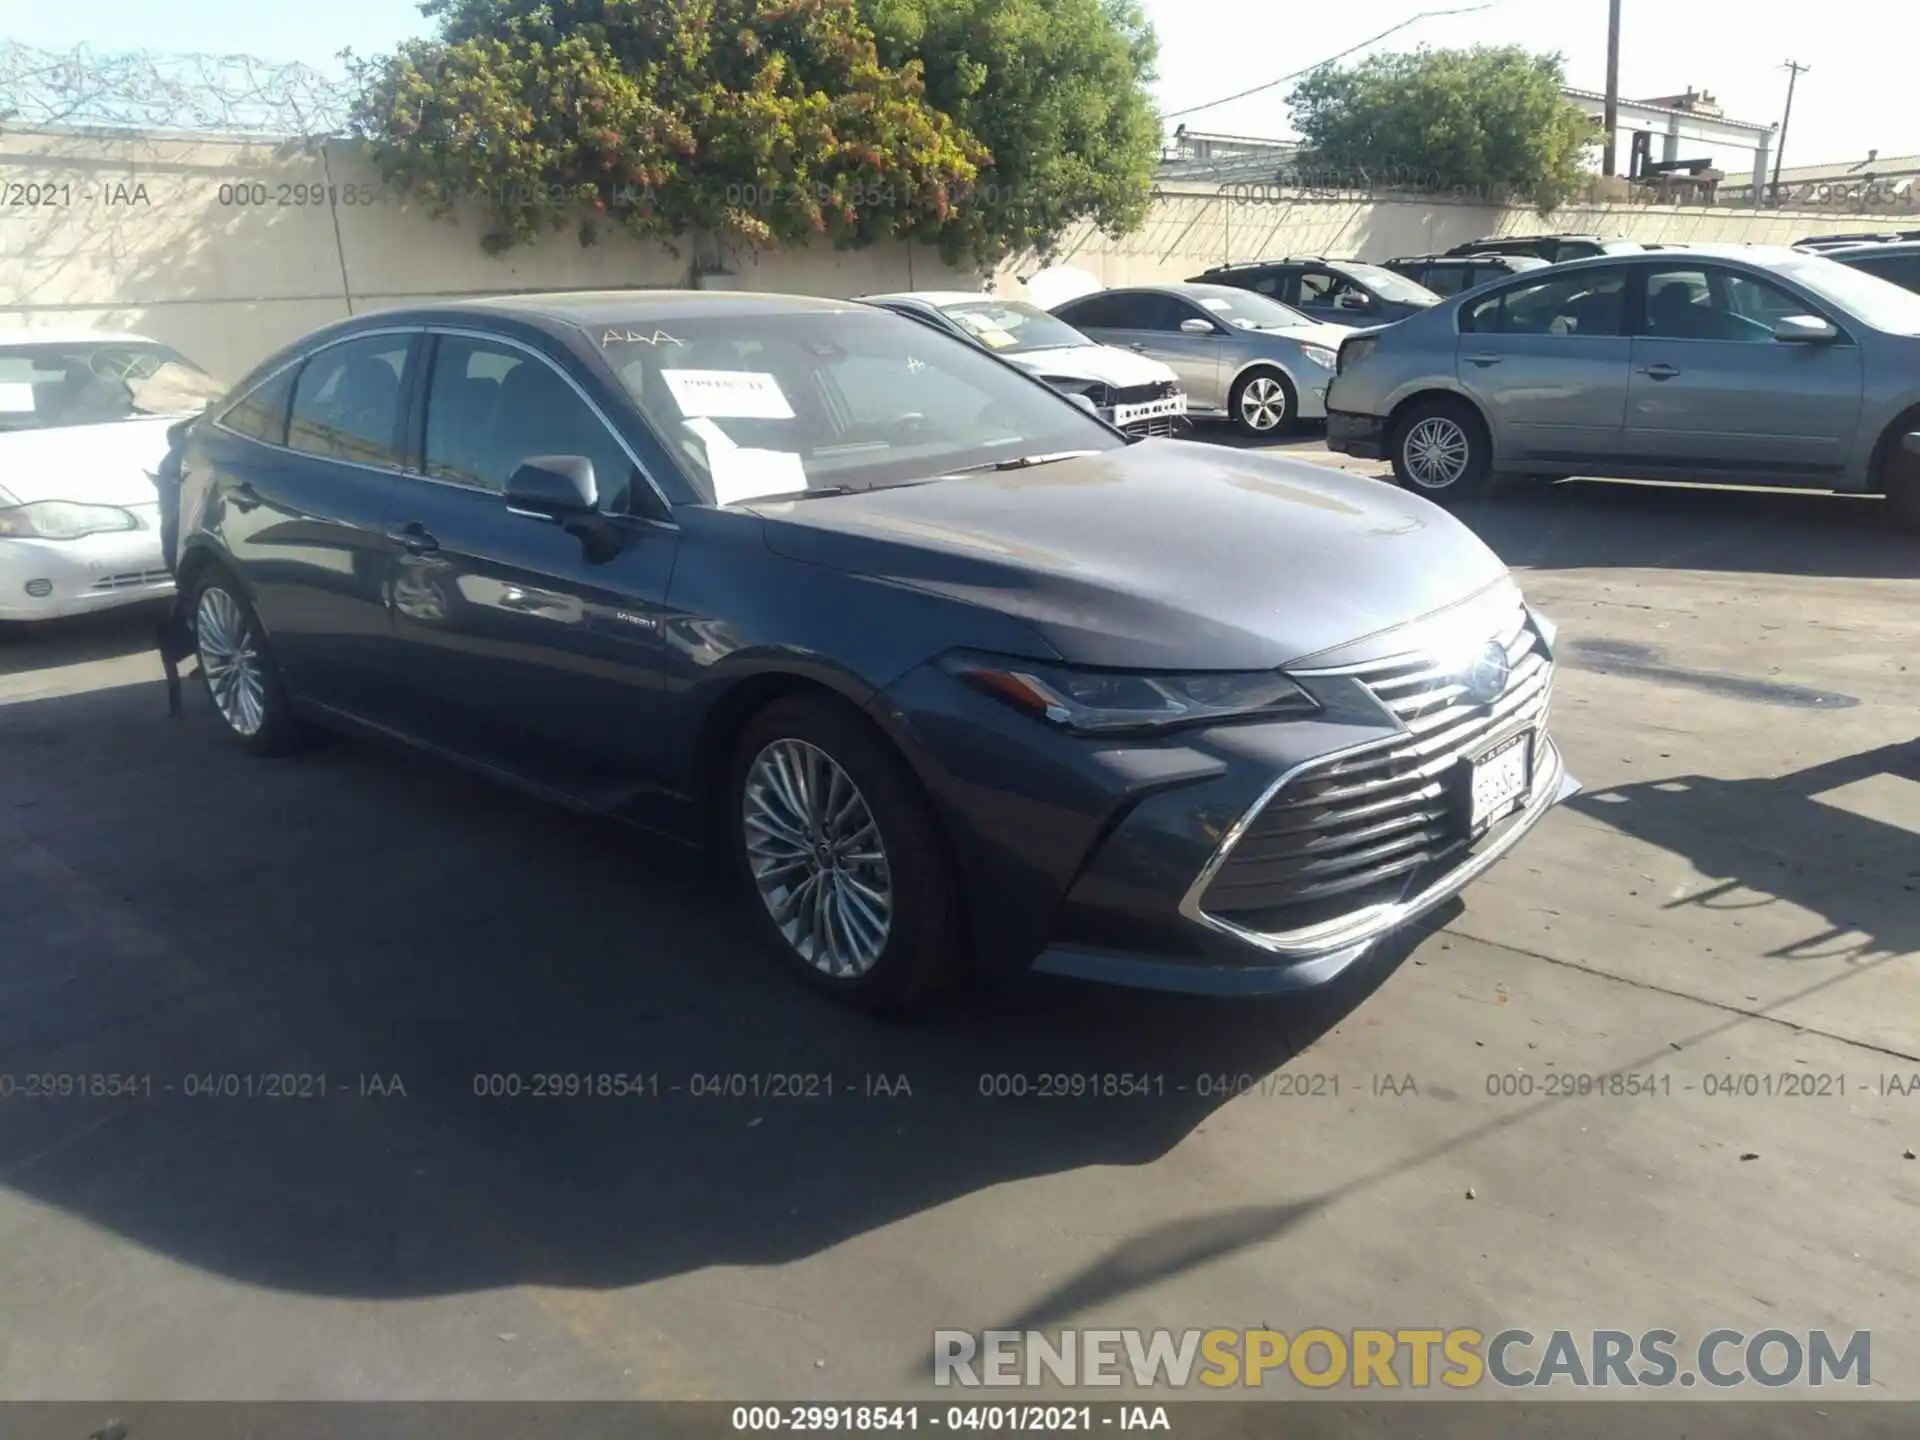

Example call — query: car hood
[1011,344,1178,388]
[749,442,1512,670]
[1252,322,1351,351]
[0,417,174,506]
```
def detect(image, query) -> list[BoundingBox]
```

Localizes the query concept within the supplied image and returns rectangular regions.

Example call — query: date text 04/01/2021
[729,1404,1170,1431]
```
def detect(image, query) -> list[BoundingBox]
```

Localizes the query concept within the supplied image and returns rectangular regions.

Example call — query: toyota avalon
[162,292,1576,1009]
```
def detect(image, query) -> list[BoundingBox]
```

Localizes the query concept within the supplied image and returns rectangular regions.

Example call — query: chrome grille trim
[90,568,174,592]
[1177,601,1561,957]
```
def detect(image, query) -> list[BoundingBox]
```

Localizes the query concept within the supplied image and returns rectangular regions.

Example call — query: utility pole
[1601,0,1622,175]
[1772,60,1810,201]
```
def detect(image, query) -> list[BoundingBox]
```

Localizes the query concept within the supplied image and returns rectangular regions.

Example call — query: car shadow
[1568,739,1920,964]
[1446,479,1917,582]
[0,677,1438,1301]
[0,602,171,675]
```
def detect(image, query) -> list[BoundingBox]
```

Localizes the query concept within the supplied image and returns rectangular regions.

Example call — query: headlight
[942,652,1319,735]
[0,501,141,540]
[1301,345,1338,370]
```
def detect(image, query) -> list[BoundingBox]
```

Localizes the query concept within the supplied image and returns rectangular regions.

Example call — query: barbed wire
[0,41,357,137]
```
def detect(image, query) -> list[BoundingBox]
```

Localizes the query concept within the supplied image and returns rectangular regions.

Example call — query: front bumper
[1325,408,1387,458]
[0,524,173,621]
[879,596,1576,997]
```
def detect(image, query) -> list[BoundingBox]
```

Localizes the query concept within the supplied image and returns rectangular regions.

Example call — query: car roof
[1389,252,1535,264]
[860,290,1004,307]
[0,327,170,347]
[430,289,876,323]
[1824,240,1920,257]
[1094,281,1274,301]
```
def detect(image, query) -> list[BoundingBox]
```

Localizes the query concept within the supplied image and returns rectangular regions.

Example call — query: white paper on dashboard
[683,417,737,452]
[708,447,810,505]
[662,369,795,419]
[0,382,37,414]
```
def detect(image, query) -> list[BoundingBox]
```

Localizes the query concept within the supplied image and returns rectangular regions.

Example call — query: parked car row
[1319,243,1920,525]
[128,288,1579,1012]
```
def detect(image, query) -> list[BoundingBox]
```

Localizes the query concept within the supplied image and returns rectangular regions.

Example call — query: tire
[1391,396,1492,502]
[728,694,962,1012]
[1229,367,1297,438]
[1884,432,1920,531]
[189,566,303,756]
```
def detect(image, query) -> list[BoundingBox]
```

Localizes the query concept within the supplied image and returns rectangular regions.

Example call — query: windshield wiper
[943,449,1099,476]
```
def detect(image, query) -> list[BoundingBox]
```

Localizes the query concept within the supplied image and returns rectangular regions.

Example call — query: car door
[1622,263,1864,477]
[207,328,423,718]
[1455,266,1633,464]
[379,329,681,806]
[1057,292,1226,409]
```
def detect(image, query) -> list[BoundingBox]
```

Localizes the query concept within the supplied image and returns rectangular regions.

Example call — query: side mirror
[1772,314,1838,343]
[1065,392,1101,415]
[1337,292,1372,311]
[1179,317,1217,334]
[506,455,598,518]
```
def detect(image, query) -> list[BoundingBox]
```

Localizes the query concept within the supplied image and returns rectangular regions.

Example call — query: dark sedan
[164,292,1576,1009]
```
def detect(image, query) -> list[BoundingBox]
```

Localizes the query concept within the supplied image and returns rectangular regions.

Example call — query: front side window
[1463,269,1626,337]
[220,364,297,444]
[1640,267,1808,343]
[423,334,644,512]
[0,341,224,433]
[287,335,412,468]
[598,308,1123,505]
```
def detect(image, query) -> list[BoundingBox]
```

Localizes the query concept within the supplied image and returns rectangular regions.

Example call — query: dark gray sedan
[1325,245,1920,526]
[164,291,1575,1008]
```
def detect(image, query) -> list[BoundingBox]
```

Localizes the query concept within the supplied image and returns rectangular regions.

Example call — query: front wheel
[1230,369,1297,438]
[1391,397,1492,501]
[730,695,962,1012]
[191,571,303,755]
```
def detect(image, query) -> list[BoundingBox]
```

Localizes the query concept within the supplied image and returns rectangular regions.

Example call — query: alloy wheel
[195,585,267,737]
[1239,376,1288,431]
[742,738,893,978]
[1402,416,1471,489]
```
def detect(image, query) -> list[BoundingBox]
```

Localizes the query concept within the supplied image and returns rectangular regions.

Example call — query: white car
[860,292,1190,437]
[0,331,224,622]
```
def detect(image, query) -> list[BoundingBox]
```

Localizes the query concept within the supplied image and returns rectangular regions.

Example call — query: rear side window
[1854,254,1920,292]
[1056,293,1153,329]
[287,335,412,469]
[219,365,297,445]
[1418,263,1474,297]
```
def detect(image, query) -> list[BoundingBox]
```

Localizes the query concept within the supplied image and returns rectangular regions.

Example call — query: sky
[1,0,1913,177]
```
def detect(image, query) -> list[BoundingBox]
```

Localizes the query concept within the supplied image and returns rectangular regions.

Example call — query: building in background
[1561,85,1777,196]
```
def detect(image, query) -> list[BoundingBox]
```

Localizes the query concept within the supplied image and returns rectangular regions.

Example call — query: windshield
[1340,264,1441,304]
[1776,252,1920,335]
[939,299,1090,354]
[598,309,1126,505]
[1190,289,1315,330]
[0,342,224,433]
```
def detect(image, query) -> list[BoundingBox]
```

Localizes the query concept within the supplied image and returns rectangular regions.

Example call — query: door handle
[1465,353,1502,367]
[230,481,262,512]
[385,522,439,555]
[1128,342,1147,352]
[1639,363,1680,381]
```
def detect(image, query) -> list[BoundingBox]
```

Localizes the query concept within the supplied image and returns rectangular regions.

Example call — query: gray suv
[1324,245,1920,525]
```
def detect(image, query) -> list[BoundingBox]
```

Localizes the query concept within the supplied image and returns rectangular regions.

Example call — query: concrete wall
[0,127,970,383]
[997,186,1914,292]
[3,126,1908,379]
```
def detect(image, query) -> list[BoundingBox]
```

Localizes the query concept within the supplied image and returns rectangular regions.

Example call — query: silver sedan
[1049,283,1348,437]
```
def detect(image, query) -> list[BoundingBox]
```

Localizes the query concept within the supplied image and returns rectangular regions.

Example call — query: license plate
[1112,394,1187,426]
[1465,730,1533,834]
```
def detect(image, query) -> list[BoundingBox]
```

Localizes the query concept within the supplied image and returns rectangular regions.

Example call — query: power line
[1161,5,1494,122]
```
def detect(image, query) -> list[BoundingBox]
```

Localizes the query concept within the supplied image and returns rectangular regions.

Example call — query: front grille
[1112,380,1177,406]
[1122,414,1185,438]
[1199,604,1552,932]
[90,568,173,592]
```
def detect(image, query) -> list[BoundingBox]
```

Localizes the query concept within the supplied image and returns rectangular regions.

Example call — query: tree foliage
[860,0,1161,265]
[1288,47,1595,211]
[346,0,987,256]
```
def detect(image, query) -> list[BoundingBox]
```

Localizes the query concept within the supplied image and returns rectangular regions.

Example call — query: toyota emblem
[1463,638,1511,705]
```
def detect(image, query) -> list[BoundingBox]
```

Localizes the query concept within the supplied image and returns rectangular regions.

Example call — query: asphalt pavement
[1,438,1916,1408]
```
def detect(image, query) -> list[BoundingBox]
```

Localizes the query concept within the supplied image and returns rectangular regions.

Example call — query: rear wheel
[1391,396,1492,502]
[1230,368,1297,438]
[729,694,962,1012]
[1883,428,1920,530]
[191,570,302,755]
